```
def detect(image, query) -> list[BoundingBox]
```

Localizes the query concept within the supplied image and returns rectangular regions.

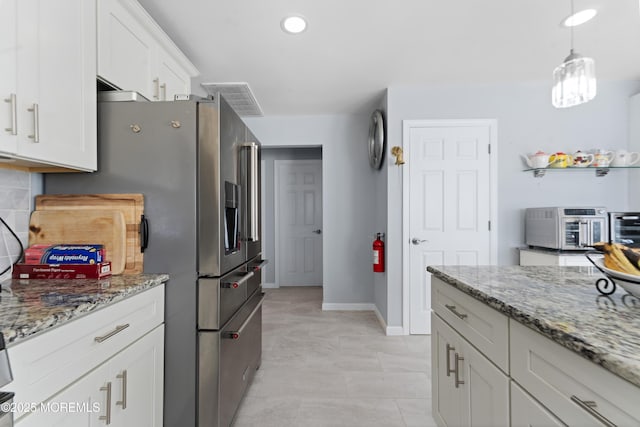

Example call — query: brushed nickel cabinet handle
[27,103,39,142]
[94,324,130,343]
[153,78,160,100]
[99,381,112,424]
[160,83,167,101]
[116,370,127,410]
[445,304,468,320]
[4,94,16,135]
[446,344,455,376]
[454,354,465,388]
[570,396,616,427]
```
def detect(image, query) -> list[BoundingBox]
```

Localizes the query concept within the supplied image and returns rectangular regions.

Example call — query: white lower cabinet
[432,277,640,426]
[17,364,108,427]
[511,321,640,426]
[17,325,163,427]
[510,381,564,427]
[109,326,164,426]
[432,313,509,427]
[9,285,165,426]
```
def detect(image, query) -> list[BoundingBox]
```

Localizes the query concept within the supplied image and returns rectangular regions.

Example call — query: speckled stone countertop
[427,265,640,388]
[0,274,168,347]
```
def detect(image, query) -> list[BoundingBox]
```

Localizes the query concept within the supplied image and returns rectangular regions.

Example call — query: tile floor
[232,286,438,427]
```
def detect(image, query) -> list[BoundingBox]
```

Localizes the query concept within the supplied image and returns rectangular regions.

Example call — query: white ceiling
[137,0,640,116]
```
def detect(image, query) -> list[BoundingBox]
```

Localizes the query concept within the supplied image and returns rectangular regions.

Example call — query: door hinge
[488,144,491,154]
[488,220,491,231]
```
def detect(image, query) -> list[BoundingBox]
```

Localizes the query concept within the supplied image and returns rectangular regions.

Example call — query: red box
[12,262,112,279]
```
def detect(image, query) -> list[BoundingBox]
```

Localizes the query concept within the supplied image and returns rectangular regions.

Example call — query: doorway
[261,147,323,288]
[402,120,498,334]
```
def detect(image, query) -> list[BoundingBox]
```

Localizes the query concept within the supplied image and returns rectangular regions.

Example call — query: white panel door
[276,160,323,286]
[407,121,495,334]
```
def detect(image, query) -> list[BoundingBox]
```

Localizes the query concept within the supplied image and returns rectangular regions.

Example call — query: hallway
[233,286,437,426]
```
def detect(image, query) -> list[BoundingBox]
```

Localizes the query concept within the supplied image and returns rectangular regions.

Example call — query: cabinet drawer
[432,277,509,372]
[9,285,164,417]
[511,380,564,427]
[511,321,640,426]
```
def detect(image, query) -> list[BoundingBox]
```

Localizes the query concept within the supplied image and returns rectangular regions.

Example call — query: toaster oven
[609,212,640,248]
[525,207,608,250]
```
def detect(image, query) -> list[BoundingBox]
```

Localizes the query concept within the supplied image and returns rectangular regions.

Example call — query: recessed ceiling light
[562,8,597,27]
[281,15,307,34]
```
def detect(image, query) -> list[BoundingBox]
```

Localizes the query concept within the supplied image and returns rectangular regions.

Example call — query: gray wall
[373,94,389,321]
[0,170,41,274]
[245,115,377,305]
[382,80,640,327]
[261,147,323,285]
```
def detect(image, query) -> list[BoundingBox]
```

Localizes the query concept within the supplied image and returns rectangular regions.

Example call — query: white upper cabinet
[0,0,96,171]
[157,49,192,101]
[0,0,18,156]
[97,0,156,100]
[97,0,199,101]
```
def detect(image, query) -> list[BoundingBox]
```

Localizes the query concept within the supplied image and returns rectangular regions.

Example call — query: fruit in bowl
[591,242,640,297]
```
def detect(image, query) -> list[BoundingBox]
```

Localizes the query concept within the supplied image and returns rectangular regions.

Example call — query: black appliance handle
[140,215,149,253]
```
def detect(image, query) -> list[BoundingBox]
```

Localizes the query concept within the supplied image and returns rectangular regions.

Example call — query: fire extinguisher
[373,233,385,273]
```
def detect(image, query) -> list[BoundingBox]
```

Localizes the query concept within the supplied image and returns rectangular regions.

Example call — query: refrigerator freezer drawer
[198,266,253,331]
[198,291,264,427]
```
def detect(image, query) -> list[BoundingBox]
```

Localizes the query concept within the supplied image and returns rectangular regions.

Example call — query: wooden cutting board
[29,210,127,274]
[34,194,144,274]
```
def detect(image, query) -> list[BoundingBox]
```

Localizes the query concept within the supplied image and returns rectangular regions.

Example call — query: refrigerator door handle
[242,142,259,242]
[140,215,149,253]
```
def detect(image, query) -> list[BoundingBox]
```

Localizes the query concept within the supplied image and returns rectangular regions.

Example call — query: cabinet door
[97,0,156,100]
[511,381,565,427]
[16,364,109,427]
[431,314,464,427]
[0,0,17,155]
[16,0,96,171]
[110,325,164,427]
[157,50,191,101]
[460,338,510,426]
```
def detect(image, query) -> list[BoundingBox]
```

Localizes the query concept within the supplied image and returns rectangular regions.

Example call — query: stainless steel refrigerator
[44,94,265,427]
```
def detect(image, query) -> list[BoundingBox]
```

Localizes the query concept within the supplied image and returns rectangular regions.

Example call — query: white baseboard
[373,306,406,336]
[321,303,375,311]
[262,282,279,289]
[385,326,406,336]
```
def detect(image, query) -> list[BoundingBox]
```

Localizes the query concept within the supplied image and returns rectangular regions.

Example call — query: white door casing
[275,160,323,286]
[403,120,497,335]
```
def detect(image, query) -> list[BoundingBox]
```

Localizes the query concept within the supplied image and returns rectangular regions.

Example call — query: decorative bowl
[593,258,640,297]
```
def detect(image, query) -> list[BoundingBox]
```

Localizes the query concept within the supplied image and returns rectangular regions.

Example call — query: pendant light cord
[570,0,575,53]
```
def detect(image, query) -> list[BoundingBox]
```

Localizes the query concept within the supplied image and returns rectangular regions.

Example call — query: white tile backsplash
[0,169,35,273]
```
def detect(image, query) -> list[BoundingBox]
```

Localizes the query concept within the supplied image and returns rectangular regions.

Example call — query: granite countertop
[0,274,169,346]
[427,265,640,388]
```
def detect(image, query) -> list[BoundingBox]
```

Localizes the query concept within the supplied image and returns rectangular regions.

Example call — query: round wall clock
[368,110,385,170]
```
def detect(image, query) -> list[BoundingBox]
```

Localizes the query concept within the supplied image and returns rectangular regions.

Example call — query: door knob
[411,238,427,245]
[313,229,322,234]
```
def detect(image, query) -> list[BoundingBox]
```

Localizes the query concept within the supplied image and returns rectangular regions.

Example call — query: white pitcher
[611,150,640,167]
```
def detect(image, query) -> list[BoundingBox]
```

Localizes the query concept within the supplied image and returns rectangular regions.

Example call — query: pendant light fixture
[551,0,597,108]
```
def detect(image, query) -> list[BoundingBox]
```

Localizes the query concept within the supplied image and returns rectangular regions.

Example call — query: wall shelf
[524,166,640,178]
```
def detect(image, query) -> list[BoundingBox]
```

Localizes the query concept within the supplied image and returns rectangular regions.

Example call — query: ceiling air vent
[200,82,263,117]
